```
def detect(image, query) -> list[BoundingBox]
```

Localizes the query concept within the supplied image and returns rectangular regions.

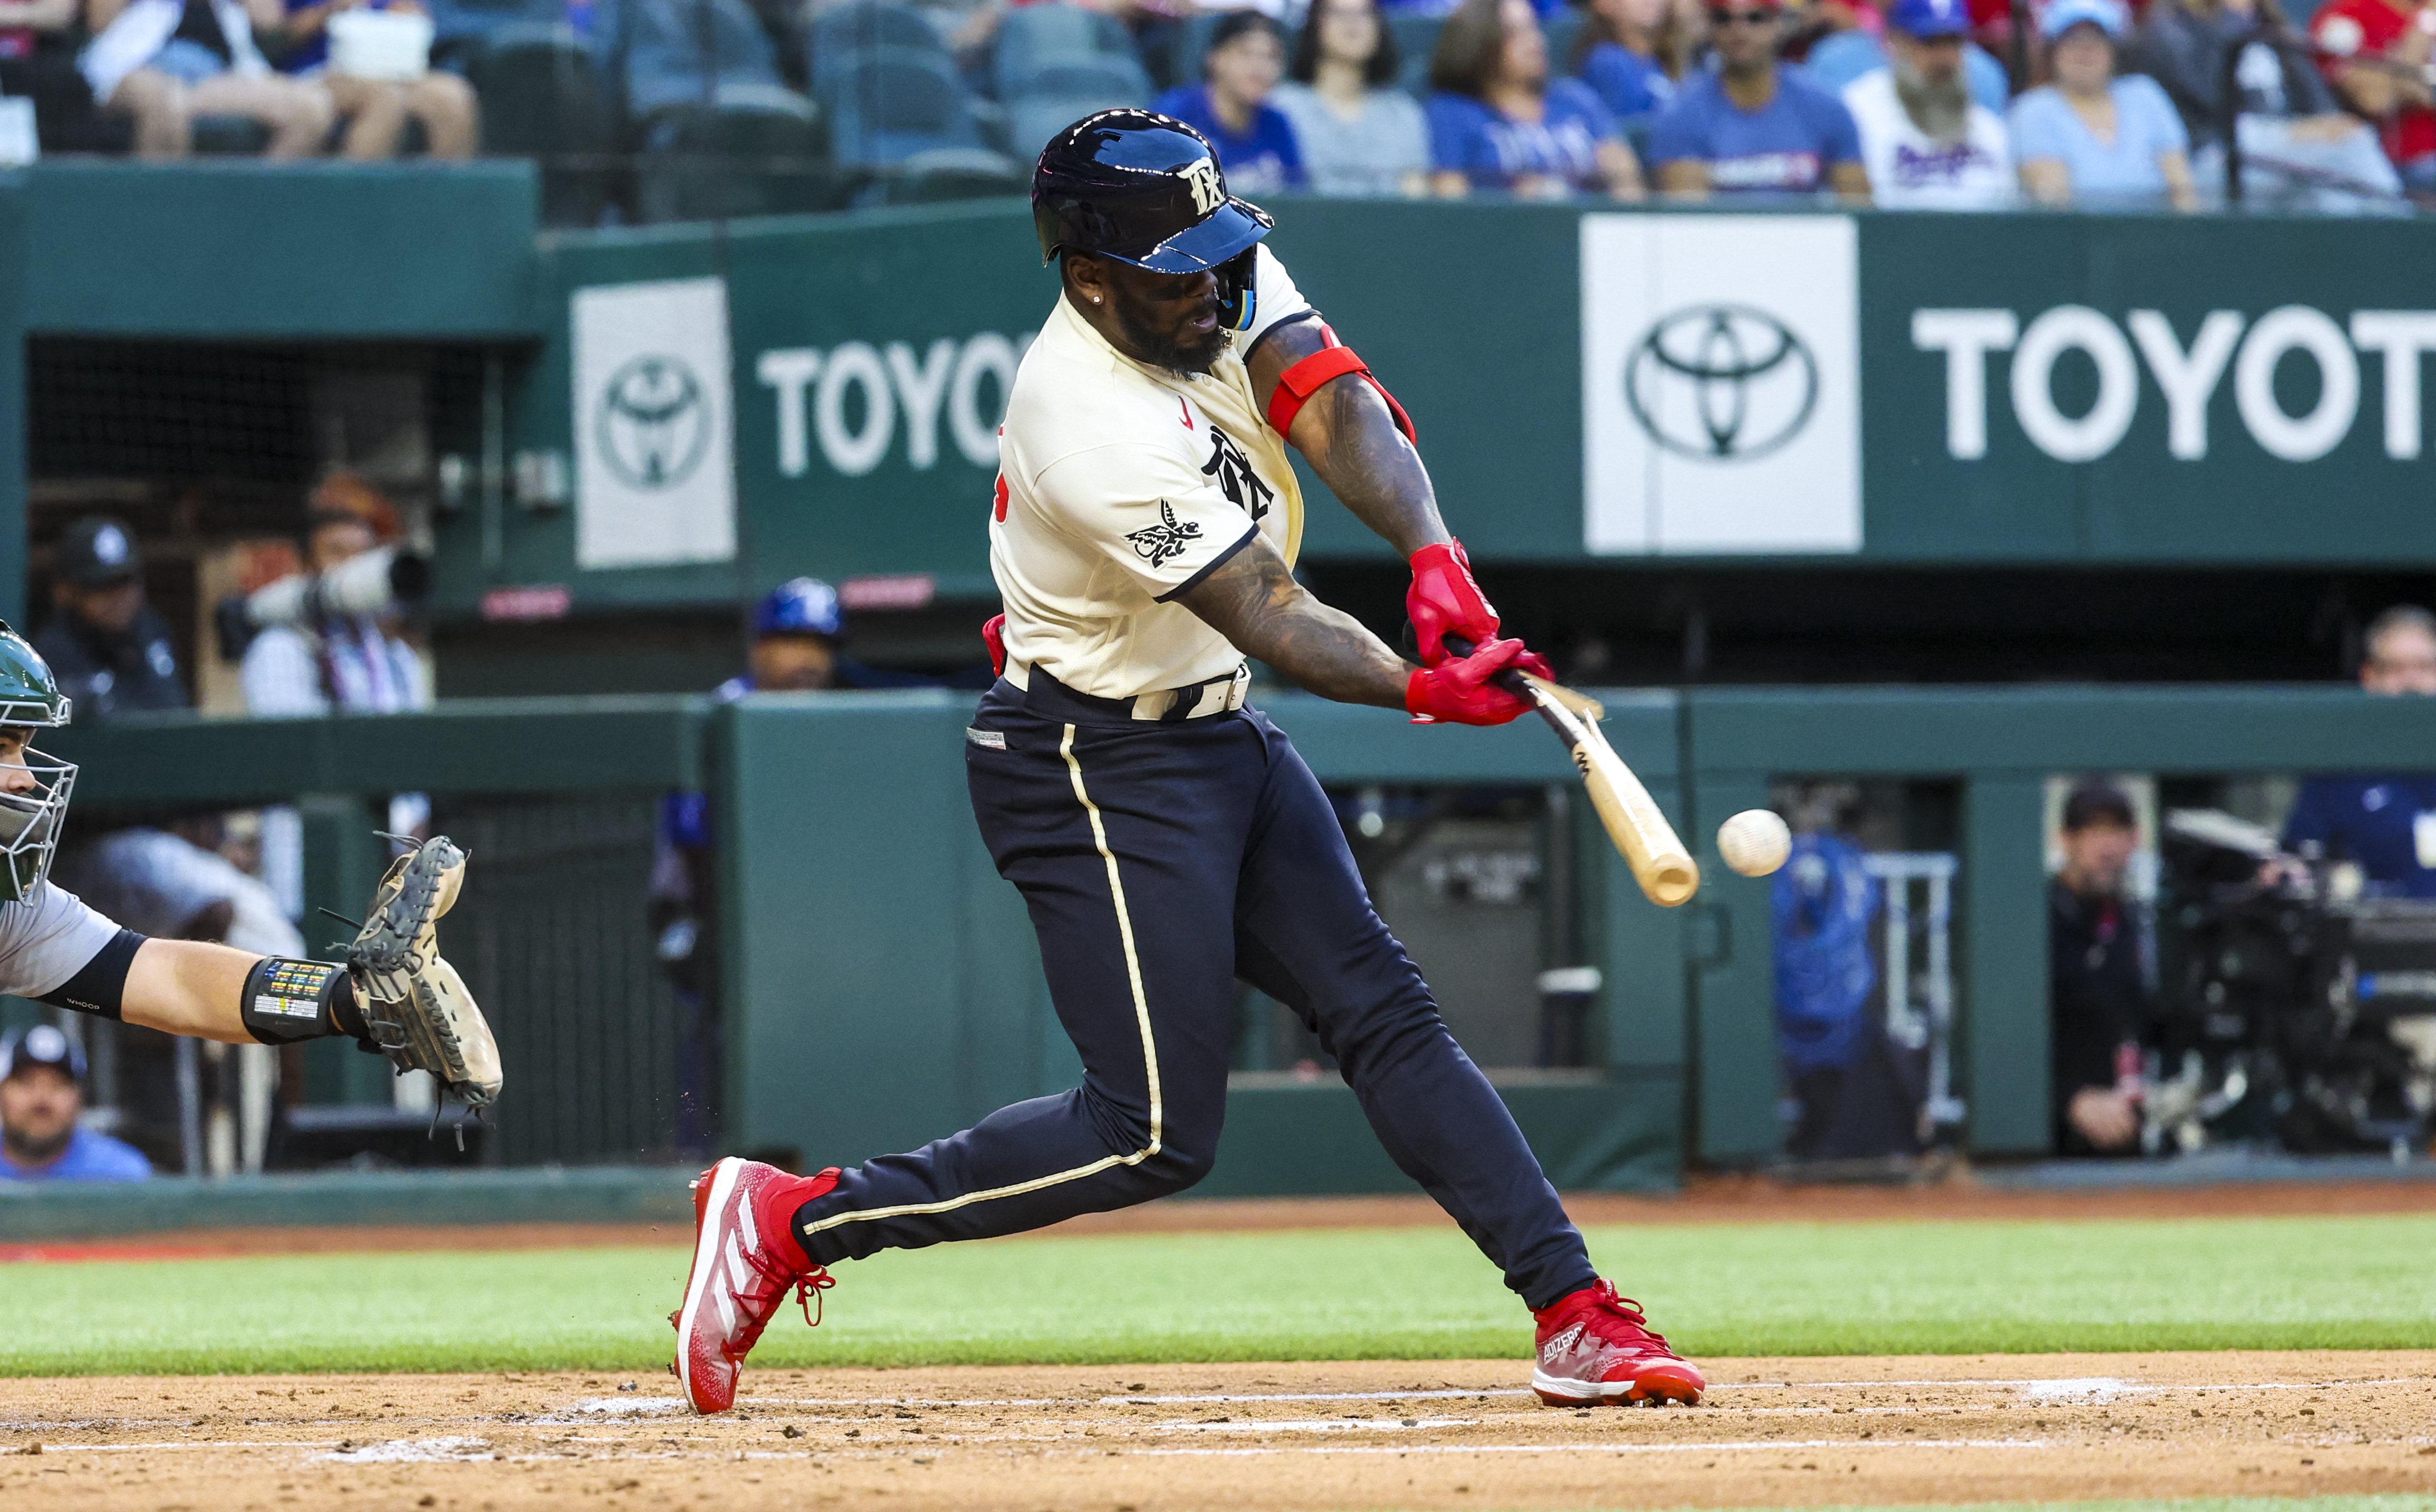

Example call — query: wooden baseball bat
[1444,636,1701,908]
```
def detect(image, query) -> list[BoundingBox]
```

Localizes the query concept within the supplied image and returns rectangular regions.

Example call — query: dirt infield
[10,1175,2435,1263]
[3,1351,2432,1511]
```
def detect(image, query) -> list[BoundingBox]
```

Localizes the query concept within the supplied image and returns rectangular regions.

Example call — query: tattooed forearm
[1248,321,1450,558]
[1178,538,1410,710]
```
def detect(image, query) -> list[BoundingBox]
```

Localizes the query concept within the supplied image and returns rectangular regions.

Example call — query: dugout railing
[14,682,2436,1188]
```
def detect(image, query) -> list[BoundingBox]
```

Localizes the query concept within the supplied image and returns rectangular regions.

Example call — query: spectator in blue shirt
[1154,12,1306,194]
[1571,0,1693,124]
[1,1025,150,1183]
[2282,605,2436,899]
[1427,0,1644,196]
[2008,0,2199,208]
[1646,0,1870,197]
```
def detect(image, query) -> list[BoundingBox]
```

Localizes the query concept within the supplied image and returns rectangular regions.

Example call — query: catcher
[0,622,498,1108]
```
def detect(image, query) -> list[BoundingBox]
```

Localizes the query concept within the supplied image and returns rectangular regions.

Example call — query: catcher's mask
[1032,108,1274,333]
[0,621,75,904]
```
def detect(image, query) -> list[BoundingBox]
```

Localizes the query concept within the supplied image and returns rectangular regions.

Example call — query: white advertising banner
[573,277,737,569]
[1581,215,1862,555]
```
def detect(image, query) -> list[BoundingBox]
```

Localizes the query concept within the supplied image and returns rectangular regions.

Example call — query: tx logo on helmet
[1179,158,1222,216]
[1200,425,1271,522]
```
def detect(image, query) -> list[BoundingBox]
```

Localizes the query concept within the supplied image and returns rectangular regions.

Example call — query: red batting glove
[981,613,1007,677]
[1406,538,1500,667]
[1405,636,1553,726]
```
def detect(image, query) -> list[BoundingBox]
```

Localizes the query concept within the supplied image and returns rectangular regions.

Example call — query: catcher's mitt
[349,835,502,1108]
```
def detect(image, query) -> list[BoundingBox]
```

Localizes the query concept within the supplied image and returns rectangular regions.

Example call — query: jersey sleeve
[0,880,128,1001]
[1240,244,1317,356]
[1032,443,1262,604]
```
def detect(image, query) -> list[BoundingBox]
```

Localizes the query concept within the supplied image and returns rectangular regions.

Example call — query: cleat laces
[725,1246,836,1360]
[1577,1283,1673,1356]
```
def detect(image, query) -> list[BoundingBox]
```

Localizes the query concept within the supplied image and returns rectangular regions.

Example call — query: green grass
[4,1212,2434,1375]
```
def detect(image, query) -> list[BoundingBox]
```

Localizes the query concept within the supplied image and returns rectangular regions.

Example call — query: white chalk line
[1121,1437,2059,1458]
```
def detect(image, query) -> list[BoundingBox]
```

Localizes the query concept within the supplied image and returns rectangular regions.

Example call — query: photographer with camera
[236,484,429,723]
[2281,605,2436,899]
[2051,779,2154,1155]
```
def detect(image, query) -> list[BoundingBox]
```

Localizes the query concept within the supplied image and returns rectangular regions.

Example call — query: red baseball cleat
[670,1157,842,1414]
[1530,1281,1705,1406]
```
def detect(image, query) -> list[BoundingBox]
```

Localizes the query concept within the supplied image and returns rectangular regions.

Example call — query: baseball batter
[673,110,1702,1414]
[0,624,497,1111]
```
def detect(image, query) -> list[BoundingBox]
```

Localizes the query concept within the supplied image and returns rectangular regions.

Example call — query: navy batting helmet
[1033,109,1274,327]
[753,578,844,641]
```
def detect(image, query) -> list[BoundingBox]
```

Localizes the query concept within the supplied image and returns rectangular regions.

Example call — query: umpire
[674,110,1703,1418]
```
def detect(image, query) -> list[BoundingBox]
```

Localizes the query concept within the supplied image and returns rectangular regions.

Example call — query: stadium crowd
[0,0,2420,207]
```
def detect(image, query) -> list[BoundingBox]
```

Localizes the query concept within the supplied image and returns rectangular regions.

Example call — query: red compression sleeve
[1264,324,1417,445]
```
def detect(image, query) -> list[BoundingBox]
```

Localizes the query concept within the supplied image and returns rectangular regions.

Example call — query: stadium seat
[621,0,790,120]
[1005,56,1151,156]
[468,21,619,225]
[807,0,947,93]
[991,2,1139,97]
[636,80,847,220]
[425,0,564,64]
[868,143,1029,203]
[824,43,989,168]
[1388,11,1441,96]
[1159,10,1224,93]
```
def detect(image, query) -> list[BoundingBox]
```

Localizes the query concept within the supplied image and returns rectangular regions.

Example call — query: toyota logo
[598,354,710,490]
[1624,305,1818,462]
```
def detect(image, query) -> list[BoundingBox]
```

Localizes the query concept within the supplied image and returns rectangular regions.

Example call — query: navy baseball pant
[791,673,1599,1311]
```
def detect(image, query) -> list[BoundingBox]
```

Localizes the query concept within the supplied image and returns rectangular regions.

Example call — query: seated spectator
[2308,0,2434,190]
[1153,11,1306,193]
[1841,0,2013,206]
[2282,605,2436,898]
[2049,779,2151,1156]
[1427,0,1644,197]
[274,0,476,160]
[81,0,336,158]
[1,1025,150,1182]
[1571,0,1691,123]
[2008,0,2200,209]
[31,516,188,721]
[1645,0,1868,198]
[2132,0,2398,203]
[1272,0,1429,196]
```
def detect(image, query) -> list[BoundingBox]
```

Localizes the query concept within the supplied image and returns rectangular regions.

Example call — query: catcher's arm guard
[348,835,503,1108]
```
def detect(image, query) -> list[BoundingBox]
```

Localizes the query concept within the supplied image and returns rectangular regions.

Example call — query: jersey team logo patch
[1126,500,1203,568]
[1201,425,1272,522]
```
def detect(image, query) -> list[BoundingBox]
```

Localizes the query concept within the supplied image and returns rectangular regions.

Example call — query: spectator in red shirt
[2311,0,2436,187]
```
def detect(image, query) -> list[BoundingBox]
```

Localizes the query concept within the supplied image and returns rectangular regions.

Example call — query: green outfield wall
[0,167,2428,621]
[440,200,2436,618]
[28,681,2436,1189]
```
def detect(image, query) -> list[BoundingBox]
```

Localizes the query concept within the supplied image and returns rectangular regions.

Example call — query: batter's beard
[1893,56,1971,144]
[1111,294,1229,377]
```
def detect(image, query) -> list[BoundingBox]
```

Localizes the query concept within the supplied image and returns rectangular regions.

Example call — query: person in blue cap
[1840,0,2014,206]
[1,1024,151,1181]
[2008,0,2199,208]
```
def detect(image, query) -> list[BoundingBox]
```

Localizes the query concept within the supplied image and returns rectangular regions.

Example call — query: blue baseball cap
[753,578,844,641]
[1887,0,1971,37]
[1,1024,86,1083]
[2041,0,2127,40]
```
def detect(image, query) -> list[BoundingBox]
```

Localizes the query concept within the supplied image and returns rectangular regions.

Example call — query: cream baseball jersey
[990,246,1313,702]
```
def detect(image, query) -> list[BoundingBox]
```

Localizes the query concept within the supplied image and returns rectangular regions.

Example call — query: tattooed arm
[1247,320,1449,557]
[1176,536,1411,711]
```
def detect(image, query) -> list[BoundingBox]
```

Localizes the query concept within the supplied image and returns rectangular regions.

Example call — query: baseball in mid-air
[1717,810,1792,877]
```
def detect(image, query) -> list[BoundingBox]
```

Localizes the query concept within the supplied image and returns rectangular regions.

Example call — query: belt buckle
[1224,663,1249,712]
